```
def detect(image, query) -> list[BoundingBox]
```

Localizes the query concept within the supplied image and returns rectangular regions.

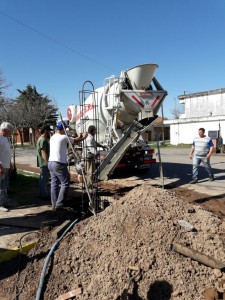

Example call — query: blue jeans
[39,166,50,198]
[48,161,70,208]
[192,156,213,179]
[0,169,9,207]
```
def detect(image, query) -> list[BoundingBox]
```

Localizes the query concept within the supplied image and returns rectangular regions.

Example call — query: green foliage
[0,84,58,129]
[16,84,58,128]
[149,142,192,149]
[11,170,39,188]
[10,170,39,205]
[14,144,36,150]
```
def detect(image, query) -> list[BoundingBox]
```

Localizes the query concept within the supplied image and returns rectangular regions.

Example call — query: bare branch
[0,70,11,95]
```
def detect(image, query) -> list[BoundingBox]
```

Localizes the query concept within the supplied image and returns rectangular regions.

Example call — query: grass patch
[149,142,191,149]
[9,170,39,206]
[10,170,39,190]
[160,143,191,148]
[14,144,36,150]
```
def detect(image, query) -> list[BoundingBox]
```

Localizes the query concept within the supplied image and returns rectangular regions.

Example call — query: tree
[170,97,184,119]
[0,70,24,136]
[0,98,27,146]
[0,70,19,143]
[16,84,58,144]
[0,81,58,145]
[0,69,10,96]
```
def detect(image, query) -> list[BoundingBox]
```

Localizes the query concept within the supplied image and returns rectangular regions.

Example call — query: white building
[164,88,225,148]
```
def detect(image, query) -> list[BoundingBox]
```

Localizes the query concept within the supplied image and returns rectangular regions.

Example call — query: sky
[0,0,225,119]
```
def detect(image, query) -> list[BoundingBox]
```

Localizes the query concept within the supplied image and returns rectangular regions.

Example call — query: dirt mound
[1,184,225,300]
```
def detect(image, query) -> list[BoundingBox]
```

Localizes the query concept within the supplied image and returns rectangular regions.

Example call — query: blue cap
[56,121,69,130]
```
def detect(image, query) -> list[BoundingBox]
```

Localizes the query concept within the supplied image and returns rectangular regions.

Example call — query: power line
[0,9,118,73]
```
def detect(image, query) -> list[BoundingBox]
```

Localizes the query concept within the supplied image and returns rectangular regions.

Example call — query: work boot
[55,205,74,212]
[209,175,214,181]
[0,206,9,212]
[190,178,198,184]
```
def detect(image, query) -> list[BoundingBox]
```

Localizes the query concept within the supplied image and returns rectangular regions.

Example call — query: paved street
[150,147,225,196]
[14,146,225,196]
[14,147,37,170]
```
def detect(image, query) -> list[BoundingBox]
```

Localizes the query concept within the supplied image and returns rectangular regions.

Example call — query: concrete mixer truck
[67,64,167,180]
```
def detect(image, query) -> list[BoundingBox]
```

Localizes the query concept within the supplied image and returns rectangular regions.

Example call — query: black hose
[35,218,79,300]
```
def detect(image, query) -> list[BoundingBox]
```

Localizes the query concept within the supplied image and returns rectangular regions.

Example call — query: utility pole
[161,104,165,142]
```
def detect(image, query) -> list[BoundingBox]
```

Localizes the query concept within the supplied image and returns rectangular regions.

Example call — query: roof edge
[178,88,225,100]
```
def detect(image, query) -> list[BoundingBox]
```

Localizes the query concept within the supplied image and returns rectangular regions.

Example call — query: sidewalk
[0,148,79,262]
[15,147,77,175]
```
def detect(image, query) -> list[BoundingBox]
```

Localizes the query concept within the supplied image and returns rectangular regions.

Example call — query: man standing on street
[48,121,88,210]
[36,124,51,200]
[189,127,214,184]
[0,122,13,212]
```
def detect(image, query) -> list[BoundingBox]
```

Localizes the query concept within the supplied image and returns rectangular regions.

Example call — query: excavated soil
[0,179,225,300]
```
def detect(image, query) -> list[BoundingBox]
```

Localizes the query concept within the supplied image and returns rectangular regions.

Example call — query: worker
[83,125,106,187]
[75,160,85,184]
[0,122,13,212]
[48,121,88,210]
[189,127,214,184]
[36,124,51,200]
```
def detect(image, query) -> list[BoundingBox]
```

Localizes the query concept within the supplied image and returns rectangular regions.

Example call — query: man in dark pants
[48,121,87,210]
[36,124,51,200]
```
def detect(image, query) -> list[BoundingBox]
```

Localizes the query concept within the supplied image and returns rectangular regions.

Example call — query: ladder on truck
[94,120,145,181]
[79,81,100,216]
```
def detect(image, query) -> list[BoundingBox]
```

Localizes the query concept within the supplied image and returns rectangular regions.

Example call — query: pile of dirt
[1,183,225,300]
